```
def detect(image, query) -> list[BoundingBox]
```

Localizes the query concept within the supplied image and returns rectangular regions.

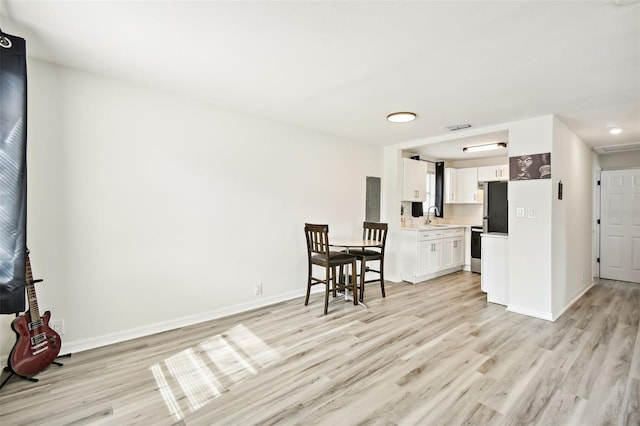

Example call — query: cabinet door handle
[473,193,476,201]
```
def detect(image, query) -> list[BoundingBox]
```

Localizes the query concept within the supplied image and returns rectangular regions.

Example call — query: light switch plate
[516,207,525,218]
[527,208,536,219]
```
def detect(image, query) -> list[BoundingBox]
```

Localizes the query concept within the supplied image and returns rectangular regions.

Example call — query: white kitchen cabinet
[445,167,480,204]
[478,164,509,182]
[481,234,508,305]
[444,168,456,203]
[463,226,472,271]
[455,168,480,204]
[443,237,464,269]
[402,158,428,202]
[419,239,443,274]
[400,227,465,283]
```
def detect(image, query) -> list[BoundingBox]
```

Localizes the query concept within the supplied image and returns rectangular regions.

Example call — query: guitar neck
[25,254,41,323]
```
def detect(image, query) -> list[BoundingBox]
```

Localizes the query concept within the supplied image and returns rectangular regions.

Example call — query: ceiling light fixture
[607,123,623,135]
[463,142,507,153]
[387,112,416,123]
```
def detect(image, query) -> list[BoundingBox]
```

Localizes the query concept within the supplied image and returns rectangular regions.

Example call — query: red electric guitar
[8,251,61,378]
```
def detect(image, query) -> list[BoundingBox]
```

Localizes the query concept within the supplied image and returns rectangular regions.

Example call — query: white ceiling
[1,1,638,160]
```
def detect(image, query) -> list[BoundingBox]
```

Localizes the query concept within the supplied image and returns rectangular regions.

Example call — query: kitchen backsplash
[401,202,483,226]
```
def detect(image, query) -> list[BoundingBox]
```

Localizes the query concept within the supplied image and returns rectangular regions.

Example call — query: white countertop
[400,224,468,231]
[481,232,509,238]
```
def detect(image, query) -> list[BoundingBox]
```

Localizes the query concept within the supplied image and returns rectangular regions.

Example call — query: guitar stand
[0,353,70,390]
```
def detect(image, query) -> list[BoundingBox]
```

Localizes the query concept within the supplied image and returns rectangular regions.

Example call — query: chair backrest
[305,223,331,258]
[362,222,388,251]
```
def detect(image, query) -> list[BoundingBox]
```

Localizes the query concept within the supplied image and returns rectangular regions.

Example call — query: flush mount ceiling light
[607,123,623,135]
[463,142,507,153]
[387,112,416,123]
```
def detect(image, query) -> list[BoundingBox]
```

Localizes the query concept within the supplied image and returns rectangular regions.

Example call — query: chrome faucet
[426,206,440,225]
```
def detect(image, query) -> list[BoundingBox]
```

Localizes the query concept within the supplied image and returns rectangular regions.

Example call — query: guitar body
[9,310,61,378]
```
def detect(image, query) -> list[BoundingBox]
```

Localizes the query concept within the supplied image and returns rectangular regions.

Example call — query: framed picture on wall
[509,153,551,181]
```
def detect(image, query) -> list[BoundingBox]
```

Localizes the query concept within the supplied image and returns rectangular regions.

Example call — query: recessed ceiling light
[387,112,416,123]
[463,142,507,153]
[607,123,623,135]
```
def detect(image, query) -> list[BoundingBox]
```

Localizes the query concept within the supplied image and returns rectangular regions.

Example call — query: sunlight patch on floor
[150,363,184,421]
[200,334,257,383]
[224,324,280,368]
[165,348,222,411]
[149,323,281,420]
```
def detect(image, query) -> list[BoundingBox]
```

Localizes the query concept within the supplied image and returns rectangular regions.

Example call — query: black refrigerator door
[484,181,508,233]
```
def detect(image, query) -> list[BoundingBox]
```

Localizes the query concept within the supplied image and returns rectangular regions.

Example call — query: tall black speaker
[0,30,28,314]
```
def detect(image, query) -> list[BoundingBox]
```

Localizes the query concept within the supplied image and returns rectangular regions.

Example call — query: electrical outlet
[255,282,263,295]
[51,319,65,335]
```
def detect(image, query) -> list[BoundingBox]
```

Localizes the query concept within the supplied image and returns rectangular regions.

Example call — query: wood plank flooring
[1,272,639,425]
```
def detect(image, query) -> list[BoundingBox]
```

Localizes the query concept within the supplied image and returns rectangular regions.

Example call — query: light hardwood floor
[1,272,639,425]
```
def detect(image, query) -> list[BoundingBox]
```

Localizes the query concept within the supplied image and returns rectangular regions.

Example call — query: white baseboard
[0,287,321,362]
[551,281,595,321]
[402,266,464,284]
[1,286,326,365]
[506,304,554,321]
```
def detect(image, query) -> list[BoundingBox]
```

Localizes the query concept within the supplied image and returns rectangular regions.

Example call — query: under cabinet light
[462,142,507,153]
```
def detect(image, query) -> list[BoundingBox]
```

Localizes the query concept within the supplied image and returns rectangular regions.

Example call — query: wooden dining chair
[304,224,358,315]
[349,222,388,302]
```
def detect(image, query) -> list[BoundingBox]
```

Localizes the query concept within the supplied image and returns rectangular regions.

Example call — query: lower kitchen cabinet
[400,227,465,284]
[443,238,464,269]
[418,240,443,276]
[481,233,508,305]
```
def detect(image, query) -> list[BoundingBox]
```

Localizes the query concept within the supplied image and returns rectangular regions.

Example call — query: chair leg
[351,259,358,305]
[324,266,330,315]
[359,258,366,303]
[380,258,386,298]
[305,261,312,306]
[334,266,340,297]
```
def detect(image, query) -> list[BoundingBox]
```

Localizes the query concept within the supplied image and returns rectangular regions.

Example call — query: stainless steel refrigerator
[483,181,508,234]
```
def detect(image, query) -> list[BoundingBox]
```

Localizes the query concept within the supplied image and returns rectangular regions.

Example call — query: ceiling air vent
[594,142,640,154]
[445,123,472,131]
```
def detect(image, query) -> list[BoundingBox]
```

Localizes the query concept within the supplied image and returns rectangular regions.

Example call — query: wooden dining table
[329,239,382,308]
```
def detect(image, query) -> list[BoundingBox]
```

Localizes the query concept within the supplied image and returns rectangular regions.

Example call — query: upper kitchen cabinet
[445,167,480,204]
[402,158,428,202]
[478,164,508,182]
[444,168,456,203]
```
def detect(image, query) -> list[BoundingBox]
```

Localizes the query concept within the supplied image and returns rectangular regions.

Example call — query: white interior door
[600,169,640,283]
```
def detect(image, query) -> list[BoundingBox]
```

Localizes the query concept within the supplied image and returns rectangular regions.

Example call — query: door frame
[594,166,601,279]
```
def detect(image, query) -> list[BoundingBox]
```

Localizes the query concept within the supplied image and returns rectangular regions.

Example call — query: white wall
[506,116,554,319]
[0,60,382,357]
[598,151,640,169]
[550,117,593,317]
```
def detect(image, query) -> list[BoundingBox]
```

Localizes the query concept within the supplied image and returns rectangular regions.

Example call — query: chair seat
[345,249,382,259]
[311,251,356,266]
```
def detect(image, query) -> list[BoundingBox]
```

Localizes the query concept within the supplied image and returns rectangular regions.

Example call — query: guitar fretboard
[25,255,41,323]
